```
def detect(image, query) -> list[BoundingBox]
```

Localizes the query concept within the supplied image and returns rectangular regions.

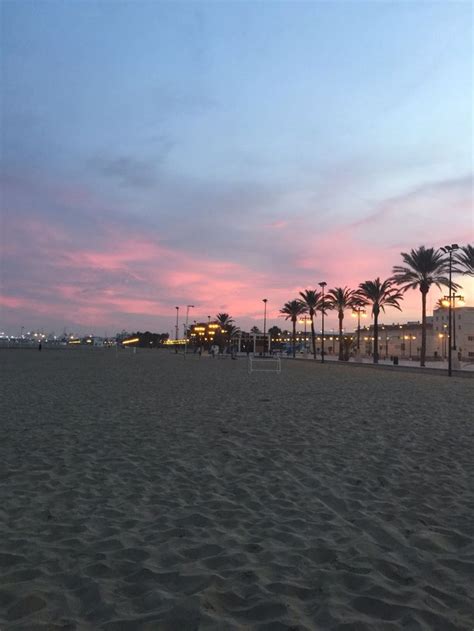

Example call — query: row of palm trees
[280,244,473,366]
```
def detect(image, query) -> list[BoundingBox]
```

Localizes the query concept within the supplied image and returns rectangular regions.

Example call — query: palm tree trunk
[421,290,427,367]
[338,313,344,361]
[311,316,316,360]
[373,311,379,364]
[292,320,296,358]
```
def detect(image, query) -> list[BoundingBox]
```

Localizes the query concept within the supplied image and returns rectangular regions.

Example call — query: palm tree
[227,324,240,341]
[280,300,306,358]
[299,289,323,360]
[216,313,234,328]
[326,287,359,361]
[357,278,403,364]
[455,244,474,276]
[215,313,235,349]
[391,246,450,367]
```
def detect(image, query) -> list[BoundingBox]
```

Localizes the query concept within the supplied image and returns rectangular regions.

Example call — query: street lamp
[175,306,179,354]
[262,299,268,356]
[184,305,195,357]
[351,306,366,352]
[404,334,416,359]
[438,332,447,359]
[298,317,311,355]
[442,294,464,351]
[319,282,327,363]
[440,244,459,376]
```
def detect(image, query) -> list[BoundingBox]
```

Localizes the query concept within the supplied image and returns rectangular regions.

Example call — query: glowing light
[122,337,140,345]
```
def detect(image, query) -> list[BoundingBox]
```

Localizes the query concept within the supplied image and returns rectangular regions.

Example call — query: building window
[468,336,474,342]
[469,352,474,357]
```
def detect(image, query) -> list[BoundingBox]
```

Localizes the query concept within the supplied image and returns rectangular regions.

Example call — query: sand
[1,348,473,630]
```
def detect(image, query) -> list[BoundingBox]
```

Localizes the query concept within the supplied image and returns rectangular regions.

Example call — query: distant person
[38,342,42,351]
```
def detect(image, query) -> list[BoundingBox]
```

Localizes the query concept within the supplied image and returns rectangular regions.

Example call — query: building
[355,307,474,361]
[188,322,223,347]
[432,306,474,361]
[355,321,429,360]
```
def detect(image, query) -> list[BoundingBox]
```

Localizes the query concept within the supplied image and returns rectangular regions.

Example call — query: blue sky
[1,0,472,334]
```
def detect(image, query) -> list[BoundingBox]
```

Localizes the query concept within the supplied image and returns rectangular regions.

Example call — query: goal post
[248,356,281,374]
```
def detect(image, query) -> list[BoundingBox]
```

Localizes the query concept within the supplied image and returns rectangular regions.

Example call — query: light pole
[298,317,311,355]
[184,305,194,357]
[438,333,447,359]
[175,306,179,354]
[262,299,268,356]
[440,244,459,376]
[404,334,416,358]
[319,282,327,363]
[351,306,366,352]
[442,294,464,351]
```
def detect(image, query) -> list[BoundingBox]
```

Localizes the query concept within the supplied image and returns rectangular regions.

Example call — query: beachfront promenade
[1,349,473,630]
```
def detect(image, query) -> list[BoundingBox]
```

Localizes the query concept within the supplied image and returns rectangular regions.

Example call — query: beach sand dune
[1,349,473,630]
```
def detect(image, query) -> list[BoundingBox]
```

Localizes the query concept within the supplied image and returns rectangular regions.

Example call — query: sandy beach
[1,348,473,630]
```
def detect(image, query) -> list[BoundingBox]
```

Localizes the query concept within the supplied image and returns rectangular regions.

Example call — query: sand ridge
[1,349,473,630]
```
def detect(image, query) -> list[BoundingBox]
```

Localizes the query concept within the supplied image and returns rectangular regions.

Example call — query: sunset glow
[1,2,472,336]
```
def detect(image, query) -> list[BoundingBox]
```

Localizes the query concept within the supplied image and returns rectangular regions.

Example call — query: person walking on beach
[38,341,42,351]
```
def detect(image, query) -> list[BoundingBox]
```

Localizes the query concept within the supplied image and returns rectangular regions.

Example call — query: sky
[1,0,473,337]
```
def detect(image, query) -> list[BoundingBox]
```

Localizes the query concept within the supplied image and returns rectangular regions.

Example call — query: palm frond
[358,277,404,313]
[280,299,307,321]
[454,244,474,276]
[391,246,450,293]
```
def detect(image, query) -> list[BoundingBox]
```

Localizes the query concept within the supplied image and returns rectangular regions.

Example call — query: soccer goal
[248,355,281,374]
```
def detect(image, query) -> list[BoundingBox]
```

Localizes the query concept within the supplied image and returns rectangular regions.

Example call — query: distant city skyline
[1,1,472,336]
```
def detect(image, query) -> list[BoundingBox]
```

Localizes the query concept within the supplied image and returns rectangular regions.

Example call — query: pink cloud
[2,171,472,334]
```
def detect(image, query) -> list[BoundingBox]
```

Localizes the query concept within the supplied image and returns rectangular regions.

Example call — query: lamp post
[351,306,366,352]
[404,334,416,359]
[440,244,459,376]
[175,306,179,354]
[184,305,194,357]
[319,282,327,363]
[438,333,447,359]
[442,294,464,351]
[298,317,311,355]
[262,298,268,356]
